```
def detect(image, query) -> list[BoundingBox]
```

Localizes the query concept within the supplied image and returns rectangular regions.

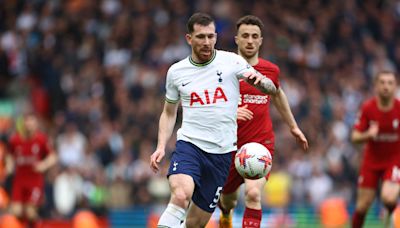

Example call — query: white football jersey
[165,50,255,154]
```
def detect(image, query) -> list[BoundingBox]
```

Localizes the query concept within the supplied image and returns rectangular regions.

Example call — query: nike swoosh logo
[182,82,191,86]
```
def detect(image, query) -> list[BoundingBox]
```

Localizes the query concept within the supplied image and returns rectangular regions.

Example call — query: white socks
[158,203,186,228]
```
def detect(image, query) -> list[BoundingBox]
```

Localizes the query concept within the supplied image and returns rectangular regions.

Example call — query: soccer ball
[234,142,272,180]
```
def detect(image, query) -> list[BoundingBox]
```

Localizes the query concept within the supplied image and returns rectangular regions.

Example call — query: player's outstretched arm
[241,72,278,95]
[351,122,379,144]
[35,152,57,173]
[271,88,308,151]
[150,101,179,173]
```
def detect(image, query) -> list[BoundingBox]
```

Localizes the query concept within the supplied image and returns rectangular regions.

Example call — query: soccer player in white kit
[150,13,278,228]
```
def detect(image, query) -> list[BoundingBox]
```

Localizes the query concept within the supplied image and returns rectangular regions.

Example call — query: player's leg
[158,174,194,228]
[218,152,244,228]
[381,181,400,228]
[185,149,232,227]
[24,185,43,227]
[219,190,240,228]
[352,188,376,228]
[352,164,380,228]
[9,178,23,219]
[242,177,267,228]
[381,165,400,227]
[9,202,23,218]
[158,141,200,228]
[25,203,39,224]
[184,202,213,228]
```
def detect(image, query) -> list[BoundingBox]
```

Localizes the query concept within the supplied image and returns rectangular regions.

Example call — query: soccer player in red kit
[351,71,400,228]
[7,113,57,226]
[218,15,309,228]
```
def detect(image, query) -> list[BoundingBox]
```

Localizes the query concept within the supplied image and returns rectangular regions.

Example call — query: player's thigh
[186,202,213,228]
[355,188,376,210]
[169,173,195,201]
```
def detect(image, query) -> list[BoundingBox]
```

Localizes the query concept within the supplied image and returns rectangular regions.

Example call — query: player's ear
[185,33,192,45]
[234,35,238,45]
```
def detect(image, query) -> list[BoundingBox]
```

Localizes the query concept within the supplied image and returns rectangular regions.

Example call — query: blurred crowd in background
[0,0,400,221]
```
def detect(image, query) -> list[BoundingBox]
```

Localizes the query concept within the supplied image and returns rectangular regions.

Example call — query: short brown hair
[187,13,215,34]
[374,70,397,83]
[236,15,264,31]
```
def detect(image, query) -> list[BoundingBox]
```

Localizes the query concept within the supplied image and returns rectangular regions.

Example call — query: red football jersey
[8,132,51,180]
[237,58,280,154]
[353,98,400,169]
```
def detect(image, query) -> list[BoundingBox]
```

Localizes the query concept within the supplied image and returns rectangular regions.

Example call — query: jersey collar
[189,50,216,67]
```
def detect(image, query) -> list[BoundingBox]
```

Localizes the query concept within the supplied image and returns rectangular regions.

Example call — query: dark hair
[236,15,264,31]
[187,13,215,34]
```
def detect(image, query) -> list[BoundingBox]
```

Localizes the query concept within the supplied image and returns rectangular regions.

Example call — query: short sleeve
[38,133,51,157]
[165,68,180,103]
[232,54,255,79]
[256,61,280,89]
[353,103,368,132]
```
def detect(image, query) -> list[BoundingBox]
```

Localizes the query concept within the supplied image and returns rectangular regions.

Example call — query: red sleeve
[265,65,280,89]
[7,134,17,156]
[255,59,280,89]
[353,103,369,132]
[38,133,51,157]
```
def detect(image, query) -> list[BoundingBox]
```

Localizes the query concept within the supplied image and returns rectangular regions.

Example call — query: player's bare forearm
[351,130,373,144]
[5,154,14,176]
[272,89,308,150]
[271,89,297,129]
[257,77,277,94]
[240,72,277,94]
[351,122,378,144]
[35,152,57,173]
[150,101,179,172]
[156,101,179,151]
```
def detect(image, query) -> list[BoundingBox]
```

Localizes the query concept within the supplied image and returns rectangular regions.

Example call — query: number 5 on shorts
[209,187,223,209]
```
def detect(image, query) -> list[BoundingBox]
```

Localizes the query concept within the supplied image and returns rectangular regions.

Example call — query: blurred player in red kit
[351,71,400,228]
[218,15,308,228]
[6,112,57,227]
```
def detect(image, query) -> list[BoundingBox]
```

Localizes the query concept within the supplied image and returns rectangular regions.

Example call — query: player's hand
[367,121,379,139]
[291,127,309,151]
[34,162,47,173]
[237,105,253,121]
[150,149,165,173]
[243,72,262,85]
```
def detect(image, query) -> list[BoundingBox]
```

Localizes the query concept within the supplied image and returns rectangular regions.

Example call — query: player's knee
[171,189,191,206]
[245,187,261,204]
[381,194,397,209]
[9,203,23,218]
[25,206,38,221]
[221,197,237,211]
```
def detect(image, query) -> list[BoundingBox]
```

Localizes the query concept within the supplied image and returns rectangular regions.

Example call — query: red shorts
[222,143,274,194]
[11,176,44,206]
[358,164,400,188]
